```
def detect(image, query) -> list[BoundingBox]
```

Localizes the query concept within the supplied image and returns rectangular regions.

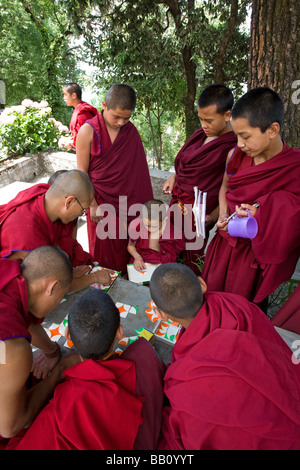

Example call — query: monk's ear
[155,307,168,321]
[268,122,280,139]
[224,110,231,122]
[46,279,61,297]
[198,276,207,294]
[65,326,71,341]
[64,195,75,209]
[115,324,123,342]
[102,101,107,111]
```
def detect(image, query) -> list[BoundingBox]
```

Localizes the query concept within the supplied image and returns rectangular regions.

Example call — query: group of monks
[0,82,300,450]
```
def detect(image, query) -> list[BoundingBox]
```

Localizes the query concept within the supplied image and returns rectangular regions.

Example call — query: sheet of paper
[192,186,207,239]
[127,263,160,284]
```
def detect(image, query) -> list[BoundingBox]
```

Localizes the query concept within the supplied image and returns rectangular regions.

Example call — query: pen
[226,203,260,221]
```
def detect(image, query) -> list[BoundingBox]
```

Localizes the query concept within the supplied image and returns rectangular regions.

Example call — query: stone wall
[0,151,173,203]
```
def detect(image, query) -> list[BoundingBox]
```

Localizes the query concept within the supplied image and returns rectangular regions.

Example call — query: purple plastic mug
[228,210,258,239]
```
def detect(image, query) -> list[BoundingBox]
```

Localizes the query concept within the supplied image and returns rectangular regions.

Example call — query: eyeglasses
[65,196,88,216]
[74,197,88,216]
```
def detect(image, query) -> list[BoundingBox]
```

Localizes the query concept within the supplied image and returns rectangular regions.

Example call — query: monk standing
[162,84,237,274]
[0,170,112,292]
[62,83,99,149]
[201,87,300,308]
[0,246,80,442]
[150,263,300,450]
[76,83,153,273]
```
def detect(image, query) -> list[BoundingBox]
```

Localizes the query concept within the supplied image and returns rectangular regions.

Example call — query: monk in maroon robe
[62,83,99,148]
[202,88,300,306]
[0,171,112,291]
[76,84,153,273]
[163,84,237,274]
[0,247,79,444]
[150,263,300,450]
[127,199,185,270]
[6,290,164,450]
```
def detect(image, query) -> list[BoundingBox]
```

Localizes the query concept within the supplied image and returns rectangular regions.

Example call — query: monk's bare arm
[0,338,80,438]
[216,150,233,231]
[76,124,102,223]
[0,339,57,438]
[76,123,93,174]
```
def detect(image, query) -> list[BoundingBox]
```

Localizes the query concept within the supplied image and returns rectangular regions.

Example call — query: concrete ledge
[0,151,173,203]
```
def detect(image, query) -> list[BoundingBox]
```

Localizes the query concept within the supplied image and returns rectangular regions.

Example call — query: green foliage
[0,100,70,157]
[0,0,83,126]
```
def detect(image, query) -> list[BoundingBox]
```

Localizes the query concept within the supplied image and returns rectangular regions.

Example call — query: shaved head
[105,84,136,111]
[21,246,73,288]
[47,169,94,202]
[150,263,203,319]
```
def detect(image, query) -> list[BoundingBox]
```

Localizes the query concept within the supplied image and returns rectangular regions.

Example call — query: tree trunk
[248,0,300,147]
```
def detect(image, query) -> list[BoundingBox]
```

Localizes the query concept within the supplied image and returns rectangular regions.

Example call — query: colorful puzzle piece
[45,320,73,349]
[145,300,160,322]
[154,319,181,345]
[115,302,139,319]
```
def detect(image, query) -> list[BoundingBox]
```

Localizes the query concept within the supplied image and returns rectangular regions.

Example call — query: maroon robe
[69,101,99,146]
[0,184,92,266]
[0,258,42,448]
[169,128,237,273]
[0,258,33,343]
[128,217,185,265]
[7,338,164,450]
[158,292,300,450]
[271,284,300,334]
[202,143,300,303]
[85,111,153,272]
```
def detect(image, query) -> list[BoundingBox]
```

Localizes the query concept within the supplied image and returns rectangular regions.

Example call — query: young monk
[149,263,300,450]
[201,87,300,307]
[127,199,185,271]
[7,288,165,450]
[76,83,153,273]
[0,246,80,442]
[162,84,237,274]
[0,169,112,292]
[61,83,99,149]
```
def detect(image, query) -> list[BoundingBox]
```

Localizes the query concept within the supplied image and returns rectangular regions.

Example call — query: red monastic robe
[202,143,300,303]
[69,101,99,146]
[158,292,300,450]
[7,338,164,450]
[0,184,93,266]
[169,128,237,273]
[271,284,300,334]
[85,111,153,272]
[128,217,185,265]
[0,258,41,448]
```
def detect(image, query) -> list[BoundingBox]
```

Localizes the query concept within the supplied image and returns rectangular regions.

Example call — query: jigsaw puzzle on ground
[43,299,181,354]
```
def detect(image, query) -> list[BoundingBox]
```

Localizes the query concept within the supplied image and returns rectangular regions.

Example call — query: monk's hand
[31,349,61,380]
[90,204,104,224]
[73,265,93,278]
[162,174,176,194]
[216,212,229,231]
[89,268,113,286]
[133,255,146,272]
[235,203,258,218]
[56,353,81,381]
